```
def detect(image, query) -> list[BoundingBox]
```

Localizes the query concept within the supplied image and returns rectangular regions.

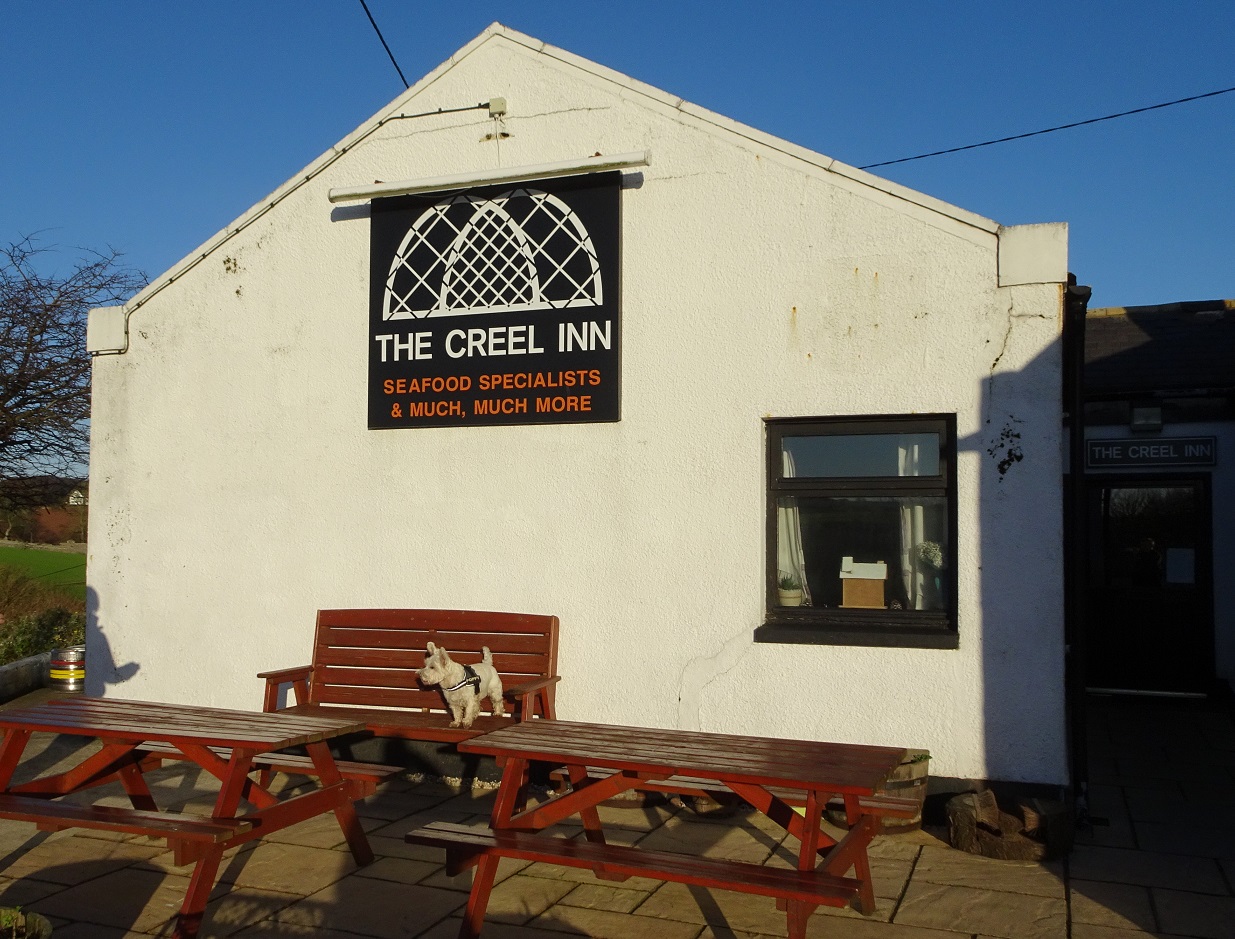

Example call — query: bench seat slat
[406,821,860,905]
[315,654,551,678]
[135,742,401,784]
[310,687,456,711]
[312,675,550,699]
[0,794,250,842]
[314,669,551,695]
[318,630,554,658]
[318,610,557,634]
[549,768,920,819]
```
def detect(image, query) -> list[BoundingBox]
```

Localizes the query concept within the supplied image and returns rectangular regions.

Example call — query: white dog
[417,642,505,729]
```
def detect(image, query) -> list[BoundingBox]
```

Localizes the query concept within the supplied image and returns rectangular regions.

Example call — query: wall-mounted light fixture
[327,151,651,204]
[1129,402,1163,433]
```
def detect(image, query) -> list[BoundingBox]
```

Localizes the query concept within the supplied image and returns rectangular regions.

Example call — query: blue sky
[3,1,1232,308]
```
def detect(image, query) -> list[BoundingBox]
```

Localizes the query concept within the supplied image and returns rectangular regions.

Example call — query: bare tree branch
[0,235,146,506]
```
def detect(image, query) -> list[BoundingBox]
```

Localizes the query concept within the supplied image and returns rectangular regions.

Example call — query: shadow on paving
[0,687,1230,936]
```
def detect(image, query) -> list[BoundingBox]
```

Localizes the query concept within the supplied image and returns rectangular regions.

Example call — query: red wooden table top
[0,697,366,752]
[459,720,906,794]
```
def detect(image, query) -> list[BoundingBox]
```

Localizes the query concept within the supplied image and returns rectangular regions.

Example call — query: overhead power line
[860,84,1235,169]
[358,0,409,89]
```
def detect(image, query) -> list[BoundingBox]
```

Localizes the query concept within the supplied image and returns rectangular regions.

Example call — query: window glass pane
[781,433,939,478]
[776,495,948,612]
[1098,486,1197,589]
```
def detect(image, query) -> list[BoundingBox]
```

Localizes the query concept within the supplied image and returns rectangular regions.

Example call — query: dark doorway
[1084,476,1214,694]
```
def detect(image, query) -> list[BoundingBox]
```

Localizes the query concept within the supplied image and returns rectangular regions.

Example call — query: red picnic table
[0,696,390,938]
[407,718,909,939]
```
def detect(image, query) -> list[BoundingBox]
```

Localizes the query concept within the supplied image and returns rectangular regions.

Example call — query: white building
[86,24,1070,791]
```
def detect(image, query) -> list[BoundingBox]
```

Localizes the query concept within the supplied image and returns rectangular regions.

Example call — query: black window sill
[755,613,958,649]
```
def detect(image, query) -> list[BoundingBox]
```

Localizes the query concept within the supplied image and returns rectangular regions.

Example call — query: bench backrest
[307,609,559,711]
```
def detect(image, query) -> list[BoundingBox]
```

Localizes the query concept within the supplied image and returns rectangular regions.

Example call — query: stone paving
[0,689,1229,938]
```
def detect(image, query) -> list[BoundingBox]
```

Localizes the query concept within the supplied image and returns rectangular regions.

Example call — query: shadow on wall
[965,323,1071,801]
[84,586,140,695]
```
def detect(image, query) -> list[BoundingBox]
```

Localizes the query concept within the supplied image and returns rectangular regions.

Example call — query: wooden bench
[548,767,921,822]
[257,609,560,743]
[406,820,862,905]
[0,793,251,845]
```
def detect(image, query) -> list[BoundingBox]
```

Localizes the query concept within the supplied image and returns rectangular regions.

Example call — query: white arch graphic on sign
[382,188,603,320]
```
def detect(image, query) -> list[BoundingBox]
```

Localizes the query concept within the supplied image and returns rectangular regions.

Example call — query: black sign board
[1086,436,1217,469]
[368,172,621,428]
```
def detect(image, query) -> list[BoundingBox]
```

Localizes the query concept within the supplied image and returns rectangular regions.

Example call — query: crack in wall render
[677,628,752,730]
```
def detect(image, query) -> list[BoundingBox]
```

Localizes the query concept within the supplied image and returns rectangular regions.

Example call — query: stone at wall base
[946,790,1073,861]
[0,652,51,705]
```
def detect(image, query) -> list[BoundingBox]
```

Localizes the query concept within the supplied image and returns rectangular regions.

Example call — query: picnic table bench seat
[0,792,251,844]
[406,820,863,906]
[257,609,560,745]
[134,742,402,791]
[548,766,921,821]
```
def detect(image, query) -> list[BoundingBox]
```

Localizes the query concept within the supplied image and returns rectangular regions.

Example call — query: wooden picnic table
[0,696,384,938]
[406,719,908,939]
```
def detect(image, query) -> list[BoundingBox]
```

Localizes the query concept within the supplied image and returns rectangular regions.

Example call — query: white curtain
[898,441,927,610]
[777,450,812,605]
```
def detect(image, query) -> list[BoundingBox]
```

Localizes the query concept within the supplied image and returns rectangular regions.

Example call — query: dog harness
[444,665,482,696]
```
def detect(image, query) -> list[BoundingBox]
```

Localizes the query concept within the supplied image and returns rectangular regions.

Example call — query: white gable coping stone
[86,305,128,355]
[999,223,1069,287]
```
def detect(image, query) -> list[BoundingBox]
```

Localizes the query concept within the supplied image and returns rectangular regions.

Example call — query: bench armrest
[503,674,561,720]
[256,665,313,712]
[503,675,560,696]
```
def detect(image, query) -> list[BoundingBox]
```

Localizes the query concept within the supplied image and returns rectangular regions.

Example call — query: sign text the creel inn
[368,172,621,428]
[1086,436,1217,469]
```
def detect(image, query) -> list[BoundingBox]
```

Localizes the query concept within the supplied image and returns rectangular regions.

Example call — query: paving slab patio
[0,689,1229,936]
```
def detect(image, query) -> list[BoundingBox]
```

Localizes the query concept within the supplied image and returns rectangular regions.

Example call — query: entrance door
[1084,477,1214,694]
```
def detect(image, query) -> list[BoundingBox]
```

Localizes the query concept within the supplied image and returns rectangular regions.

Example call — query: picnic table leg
[454,757,531,939]
[785,789,823,937]
[117,760,159,812]
[171,846,224,939]
[490,756,528,827]
[565,764,606,845]
[840,794,877,914]
[0,730,32,790]
[305,740,374,865]
[786,900,812,939]
[559,763,631,882]
[457,854,500,939]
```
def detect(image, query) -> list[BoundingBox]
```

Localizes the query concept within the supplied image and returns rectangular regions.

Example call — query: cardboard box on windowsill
[839,557,887,609]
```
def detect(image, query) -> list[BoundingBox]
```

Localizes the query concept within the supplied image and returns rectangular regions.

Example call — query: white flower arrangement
[916,540,944,570]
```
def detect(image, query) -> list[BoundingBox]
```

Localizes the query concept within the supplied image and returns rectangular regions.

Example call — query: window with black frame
[758,415,958,648]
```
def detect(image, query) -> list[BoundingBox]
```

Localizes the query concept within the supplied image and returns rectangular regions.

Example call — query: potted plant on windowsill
[0,907,53,937]
[916,541,945,605]
[777,572,804,607]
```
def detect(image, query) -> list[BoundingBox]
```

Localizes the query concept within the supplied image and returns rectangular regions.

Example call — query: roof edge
[120,21,1006,320]
[118,24,511,318]
[488,24,1001,237]
[1090,299,1235,318]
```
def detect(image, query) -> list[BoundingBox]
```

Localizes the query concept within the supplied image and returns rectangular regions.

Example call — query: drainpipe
[1063,275,1092,820]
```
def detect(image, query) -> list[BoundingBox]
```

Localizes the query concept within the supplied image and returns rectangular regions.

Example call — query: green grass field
[0,545,87,602]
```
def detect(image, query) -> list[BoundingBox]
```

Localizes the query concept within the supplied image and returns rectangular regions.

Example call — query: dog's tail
[482,646,493,665]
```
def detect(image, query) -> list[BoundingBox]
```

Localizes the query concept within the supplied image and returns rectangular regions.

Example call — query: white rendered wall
[87,26,1069,785]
